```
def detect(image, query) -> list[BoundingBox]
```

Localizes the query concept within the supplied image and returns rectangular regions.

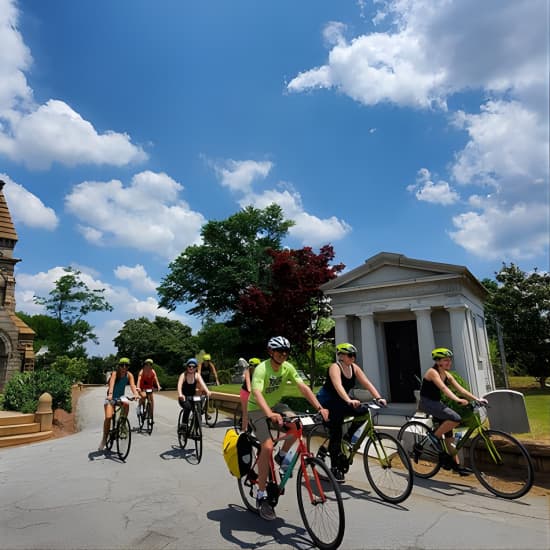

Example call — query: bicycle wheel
[469,429,534,499]
[238,444,260,513]
[204,396,219,427]
[177,408,188,449]
[137,404,145,431]
[192,412,203,462]
[397,421,441,478]
[363,432,413,504]
[306,424,332,469]
[233,407,242,432]
[296,456,345,550]
[116,417,131,461]
[146,403,154,435]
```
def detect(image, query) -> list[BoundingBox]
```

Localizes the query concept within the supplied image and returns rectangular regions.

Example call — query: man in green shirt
[248,336,329,521]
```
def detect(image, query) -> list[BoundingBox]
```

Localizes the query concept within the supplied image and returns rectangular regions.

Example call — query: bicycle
[397,401,534,499]
[238,414,345,550]
[201,386,219,427]
[137,388,154,435]
[177,395,203,462]
[105,396,134,461]
[307,401,413,504]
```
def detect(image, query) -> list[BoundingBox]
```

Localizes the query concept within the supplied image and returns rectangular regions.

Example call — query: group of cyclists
[98,336,488,523]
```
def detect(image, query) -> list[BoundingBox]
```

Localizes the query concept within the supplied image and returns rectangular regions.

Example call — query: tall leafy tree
[157,204,294,317]
[482,263,550,387]
[237,245,344,357]
[33,267,112,358]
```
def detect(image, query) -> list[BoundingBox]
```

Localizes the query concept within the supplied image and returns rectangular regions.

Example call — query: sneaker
[412,443,423,462]
[317,445,328,462]
[257,497,276,521]
[98,437,107,451]
[455,465,473,477]
[331,467,345,483]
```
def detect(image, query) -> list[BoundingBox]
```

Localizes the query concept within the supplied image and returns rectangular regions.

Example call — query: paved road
[0,387,548,550]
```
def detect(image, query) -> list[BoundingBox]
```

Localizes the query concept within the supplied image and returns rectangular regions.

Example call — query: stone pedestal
[34,392,53,431]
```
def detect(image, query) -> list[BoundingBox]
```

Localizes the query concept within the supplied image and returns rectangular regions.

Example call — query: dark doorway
[384,321,421,402]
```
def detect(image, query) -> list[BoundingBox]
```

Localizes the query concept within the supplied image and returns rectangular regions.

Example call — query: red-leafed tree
[237,245,345,365]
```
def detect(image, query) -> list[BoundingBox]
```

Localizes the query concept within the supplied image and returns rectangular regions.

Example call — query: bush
[3,369,72,413]
[154,364,179,390]
[442,371,473,422]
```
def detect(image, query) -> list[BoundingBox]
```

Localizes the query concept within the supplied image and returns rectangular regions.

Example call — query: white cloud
[214,159,273,193]
[0,1,146,169]
[1,173,58,229]
[114,264,157,294]
[65,171,206,259]
[407,168,459,205]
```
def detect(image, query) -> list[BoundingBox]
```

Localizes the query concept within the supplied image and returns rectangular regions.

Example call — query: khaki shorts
[248,403,294,443]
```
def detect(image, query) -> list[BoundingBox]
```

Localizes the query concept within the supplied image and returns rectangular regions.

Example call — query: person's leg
[239,389,249,431]
[149,392,154,416]
[100,402,114,449]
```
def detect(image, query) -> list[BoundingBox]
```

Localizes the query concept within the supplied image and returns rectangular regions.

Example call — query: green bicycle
[307,401,413,504]
[397,401,534,499]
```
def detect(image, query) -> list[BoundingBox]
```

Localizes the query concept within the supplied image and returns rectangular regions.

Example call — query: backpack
[222,428,253,478]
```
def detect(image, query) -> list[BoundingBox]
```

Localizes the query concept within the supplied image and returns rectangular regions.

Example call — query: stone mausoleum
[0,180,35,390]
[321,252,495,404]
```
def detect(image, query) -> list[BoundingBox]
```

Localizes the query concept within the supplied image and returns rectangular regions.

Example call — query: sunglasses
[343,353,356,358]
[187,364,197,368]
[274,348,290,354]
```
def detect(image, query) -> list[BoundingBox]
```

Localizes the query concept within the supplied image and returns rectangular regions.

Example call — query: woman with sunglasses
[316,342,387,483]
[177,358,210,426]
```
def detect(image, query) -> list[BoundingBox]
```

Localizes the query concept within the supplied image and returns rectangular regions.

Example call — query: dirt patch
[51,385,82,439]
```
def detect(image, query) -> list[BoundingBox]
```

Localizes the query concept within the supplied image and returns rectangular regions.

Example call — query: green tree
[195,320,241,380]
[482,263,550,387]
[33,267,112,357]
[157,204,294,317]
[51,355,88,383]
[113,316,196,375]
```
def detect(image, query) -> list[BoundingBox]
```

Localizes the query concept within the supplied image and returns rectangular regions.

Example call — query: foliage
[151,363,179,390]
[51,355,88,383]
[3,370,72,413]
[31,267,112,357]
[86,356,110,384]
[482,263,550,387]
[237,245,344,353]
[113,316,196,375]
[157,204,294,317]
[441,371,472,420]
[195,320,241,371]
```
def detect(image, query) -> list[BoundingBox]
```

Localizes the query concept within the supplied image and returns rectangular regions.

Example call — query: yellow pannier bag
[222,428,253,478]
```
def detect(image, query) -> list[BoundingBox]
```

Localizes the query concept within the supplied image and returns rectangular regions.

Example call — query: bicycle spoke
[238,445,260,513]
[177,409,188,449]
[397,420,441,479]
[205,397,218,427]
[296,457,345,550]
[116,417,131,461]
[363,433,413,503]
[306,424,332,470]
[469,430,534,499]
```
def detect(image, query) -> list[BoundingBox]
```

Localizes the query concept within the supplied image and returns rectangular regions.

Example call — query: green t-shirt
[248,359,303,411]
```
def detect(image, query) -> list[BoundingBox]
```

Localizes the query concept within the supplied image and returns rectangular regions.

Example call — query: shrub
[154,364,179,390]
[3,369,72,413]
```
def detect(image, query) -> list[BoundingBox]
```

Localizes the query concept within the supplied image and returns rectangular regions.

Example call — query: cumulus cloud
[0,1,146,169]
[114,264,157,294]
[1,173,58,229]
[65,171,206,259]
[407,168,459,205]
[213,159,351,246]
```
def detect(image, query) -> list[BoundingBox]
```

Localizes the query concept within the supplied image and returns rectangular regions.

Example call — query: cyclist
[198,353,220,386]
[239,357,261,432]
[316,342,387,483]
[99,357,139,451]
[248,336,329,521]
[417,347,488,475]
[136,358,161,419]
[177,358,211,428]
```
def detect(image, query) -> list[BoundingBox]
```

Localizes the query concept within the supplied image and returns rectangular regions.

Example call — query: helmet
[144,358,153,364]
[267,336,291,352]
[336,342,357,355]
[248,357,261,366]
[203,354,211,361]
[118,357,130,365]
[185,358,198,367]
[432,348,453,360]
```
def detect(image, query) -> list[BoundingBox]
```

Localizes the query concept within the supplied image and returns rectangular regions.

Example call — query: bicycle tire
[469,429,534,499]
[116,417,131,461]
[204,396,219,427]
[397,420,441,478]
[177,408,187,449]
[146,402,154,435]
[363,432,413,504]
[296,456,345,550]
[193,412,203,463]
[137,404,145,431]
[238,443,261,513]
[306,424,332,469]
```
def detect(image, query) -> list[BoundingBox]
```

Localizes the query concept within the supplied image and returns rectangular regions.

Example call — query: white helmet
[267,336,291,352]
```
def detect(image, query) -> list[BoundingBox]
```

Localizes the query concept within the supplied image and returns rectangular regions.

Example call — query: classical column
[333,315,348,346]
[411,307,435,374]
[359,313,382,390]
[446,305,474,389]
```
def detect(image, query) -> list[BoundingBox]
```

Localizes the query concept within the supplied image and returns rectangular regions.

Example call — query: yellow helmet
[248,357,261,366]
[144,358,153,364]
[432,348,453,360]
[203,353,211,361]
[118,357,130,365]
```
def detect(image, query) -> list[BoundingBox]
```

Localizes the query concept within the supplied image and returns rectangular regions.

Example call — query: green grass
[508,377,550,443]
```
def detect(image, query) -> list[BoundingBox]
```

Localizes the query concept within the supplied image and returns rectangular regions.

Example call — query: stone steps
[0,430,53,447]
[0,411,52,448]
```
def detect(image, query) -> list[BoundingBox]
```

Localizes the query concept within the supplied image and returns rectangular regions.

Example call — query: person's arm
[244,368,251,393]
[211,362,220,385]
[297,381,329,422]
[128,373,140,399]
[196,373,210,396]
[177,373,184,399]
[107,372,116,400]
[252,387,281,425]
[426,369,468,405]
[136,369,143,391]
[354,366,387,405]
[152,370,161,391]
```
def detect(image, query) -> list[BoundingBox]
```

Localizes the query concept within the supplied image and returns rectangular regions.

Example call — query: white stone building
[321,252,495,404]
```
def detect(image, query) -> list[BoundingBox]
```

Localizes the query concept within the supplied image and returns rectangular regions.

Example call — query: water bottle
[350,425,364,445]
[281,450,294,475]
[455,431,463,443]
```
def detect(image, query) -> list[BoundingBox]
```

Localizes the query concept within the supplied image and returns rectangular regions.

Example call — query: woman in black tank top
[177,358,210,424]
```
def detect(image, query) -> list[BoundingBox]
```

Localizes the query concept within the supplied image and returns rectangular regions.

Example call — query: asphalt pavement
[0,386,548,550]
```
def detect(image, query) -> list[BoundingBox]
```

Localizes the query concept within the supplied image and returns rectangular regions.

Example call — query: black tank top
[322,362,356,397]
[420,367,450,401]
[182,377,197,397]
[201,362,212,383]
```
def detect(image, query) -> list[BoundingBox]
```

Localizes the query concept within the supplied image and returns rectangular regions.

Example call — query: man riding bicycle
[247,336,329,521]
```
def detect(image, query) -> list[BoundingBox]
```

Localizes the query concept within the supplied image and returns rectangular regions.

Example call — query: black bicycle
[137,389,154,435]
[177,395,203,462]
[105,396,134,461]
[201,389,219,427]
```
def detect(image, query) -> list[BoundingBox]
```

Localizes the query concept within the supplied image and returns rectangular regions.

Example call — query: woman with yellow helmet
[198,353,220,386]
[239,357,261,432]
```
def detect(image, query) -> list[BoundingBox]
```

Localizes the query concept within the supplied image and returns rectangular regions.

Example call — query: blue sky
[1,0,548,357]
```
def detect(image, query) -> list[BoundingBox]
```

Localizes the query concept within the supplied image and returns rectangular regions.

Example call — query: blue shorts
[419,397,461,423]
